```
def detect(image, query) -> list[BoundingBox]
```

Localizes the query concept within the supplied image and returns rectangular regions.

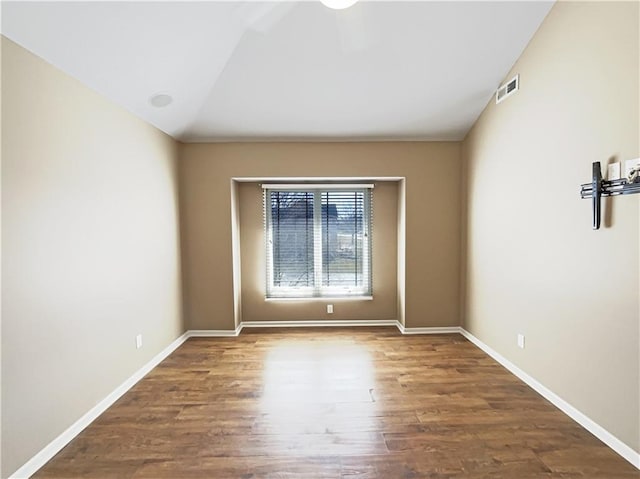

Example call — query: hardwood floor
[35,328,637,478]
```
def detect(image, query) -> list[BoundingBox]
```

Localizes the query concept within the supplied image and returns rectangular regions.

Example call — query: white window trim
[264,185,372,300]
[262,183,375,190]
[265,296,374,302]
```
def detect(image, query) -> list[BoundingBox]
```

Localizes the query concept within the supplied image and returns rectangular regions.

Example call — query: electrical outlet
[136,334,143,349]
[517,334,525,349]
[327,304,333,314]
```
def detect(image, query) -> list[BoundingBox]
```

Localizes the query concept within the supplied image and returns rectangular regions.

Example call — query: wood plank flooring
[35,328,638,478]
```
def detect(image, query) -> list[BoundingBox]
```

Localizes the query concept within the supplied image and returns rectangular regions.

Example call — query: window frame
[264,184,373,299]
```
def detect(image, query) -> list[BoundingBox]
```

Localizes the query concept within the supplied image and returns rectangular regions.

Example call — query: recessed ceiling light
[149,93,173,108]
[320,0,358,10]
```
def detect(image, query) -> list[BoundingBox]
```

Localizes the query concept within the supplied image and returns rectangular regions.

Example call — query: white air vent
[496,74,519,104]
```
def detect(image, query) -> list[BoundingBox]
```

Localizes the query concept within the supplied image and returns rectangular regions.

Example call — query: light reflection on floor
[259,340,377,442]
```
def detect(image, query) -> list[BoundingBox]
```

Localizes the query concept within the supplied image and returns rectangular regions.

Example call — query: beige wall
[462,1,639,453]
[238,181,398,322]
[1,37,184,477]
[179,142,462,330]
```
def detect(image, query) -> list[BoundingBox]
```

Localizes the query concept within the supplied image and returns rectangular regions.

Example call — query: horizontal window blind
[268,191,315,291]
[265,186,372,298]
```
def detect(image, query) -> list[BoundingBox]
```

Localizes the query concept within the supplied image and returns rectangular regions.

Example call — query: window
[264,184,373,299]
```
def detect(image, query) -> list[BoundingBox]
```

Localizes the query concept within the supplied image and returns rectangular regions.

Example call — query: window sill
[265,296,373,302]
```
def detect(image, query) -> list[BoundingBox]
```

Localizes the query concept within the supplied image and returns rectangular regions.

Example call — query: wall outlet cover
[517,334,525,349]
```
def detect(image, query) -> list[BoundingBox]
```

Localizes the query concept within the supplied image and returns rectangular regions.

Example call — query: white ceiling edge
[1,0,556,144]
[181,135,463,143]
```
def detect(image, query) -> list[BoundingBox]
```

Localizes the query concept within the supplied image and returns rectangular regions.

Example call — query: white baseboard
[399,325,462,335]
[188,324,242,337]
[9,332,190,479]
[239,320,460,334]
[460,328,640,470]
[240,319,400,329]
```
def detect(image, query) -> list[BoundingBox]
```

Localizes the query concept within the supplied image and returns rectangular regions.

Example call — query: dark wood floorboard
[34,327,638,478]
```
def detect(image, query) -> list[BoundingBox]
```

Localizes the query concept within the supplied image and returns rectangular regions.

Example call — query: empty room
[1,0,639,478]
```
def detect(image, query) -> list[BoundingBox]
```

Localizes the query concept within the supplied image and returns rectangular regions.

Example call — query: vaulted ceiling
[1,1,554,142]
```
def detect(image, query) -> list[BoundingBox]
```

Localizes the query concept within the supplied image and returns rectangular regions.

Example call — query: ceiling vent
[496,74,519,104]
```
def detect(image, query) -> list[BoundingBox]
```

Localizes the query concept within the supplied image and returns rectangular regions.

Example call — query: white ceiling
[1,1,554,142]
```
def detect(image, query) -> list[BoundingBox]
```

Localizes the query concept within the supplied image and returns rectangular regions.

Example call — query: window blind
[264,186,372,298]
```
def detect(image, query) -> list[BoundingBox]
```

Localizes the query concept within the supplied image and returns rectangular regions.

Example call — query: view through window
[264,185,372,298]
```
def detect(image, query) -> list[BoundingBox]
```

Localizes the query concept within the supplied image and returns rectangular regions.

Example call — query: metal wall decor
[580,161,640,230]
